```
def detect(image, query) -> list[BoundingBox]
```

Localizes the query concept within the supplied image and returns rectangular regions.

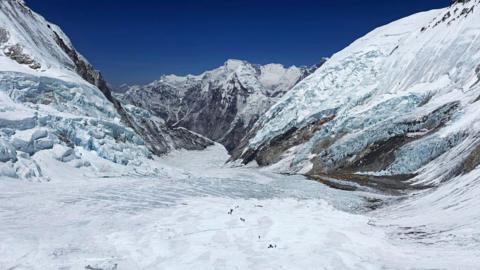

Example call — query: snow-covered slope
[233,0,480,185]
[0,0,95,82]
[0,0,210,180]
[120,59,324,151]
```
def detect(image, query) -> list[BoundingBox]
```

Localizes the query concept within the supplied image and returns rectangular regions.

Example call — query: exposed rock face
[0,27,9,44]
[231,115,335,166]
[4,43,41,69]
[463,143,480,173]
[120,59,325,152]
[51,30,111,101]
[452,0,472,4]
[120,104,213,155]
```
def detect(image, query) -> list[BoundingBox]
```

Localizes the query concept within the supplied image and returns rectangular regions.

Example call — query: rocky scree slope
[120,60,324,152]
[231,0,480,189]
[0,0,209,180]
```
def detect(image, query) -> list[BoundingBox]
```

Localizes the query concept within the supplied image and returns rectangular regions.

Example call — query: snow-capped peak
[150,59,318,95]
[223,59,250,71]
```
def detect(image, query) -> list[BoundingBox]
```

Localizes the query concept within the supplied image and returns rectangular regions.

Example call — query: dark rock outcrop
[3,43,41,69]
[230,115,335,166]
[462,142,480,173]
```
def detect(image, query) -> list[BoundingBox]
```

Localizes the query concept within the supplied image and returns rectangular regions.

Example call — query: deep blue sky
[27,0,450,85]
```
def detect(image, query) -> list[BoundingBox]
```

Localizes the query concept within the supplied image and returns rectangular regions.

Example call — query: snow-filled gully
[1,144,479,270]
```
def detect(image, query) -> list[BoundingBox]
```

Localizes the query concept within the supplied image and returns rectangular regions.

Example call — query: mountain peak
[223,59,250,70]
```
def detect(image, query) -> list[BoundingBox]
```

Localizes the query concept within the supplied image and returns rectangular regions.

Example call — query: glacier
[0,0,480,269]
[0,71,154,180]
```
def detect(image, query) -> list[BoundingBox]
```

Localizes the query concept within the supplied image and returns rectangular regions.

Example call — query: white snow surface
[246,1,480,180]
[0,144,479,269]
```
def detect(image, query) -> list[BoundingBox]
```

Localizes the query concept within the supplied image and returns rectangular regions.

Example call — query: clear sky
[27,0,450,85]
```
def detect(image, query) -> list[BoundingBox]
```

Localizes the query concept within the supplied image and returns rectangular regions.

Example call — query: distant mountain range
[117,59,325,151]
